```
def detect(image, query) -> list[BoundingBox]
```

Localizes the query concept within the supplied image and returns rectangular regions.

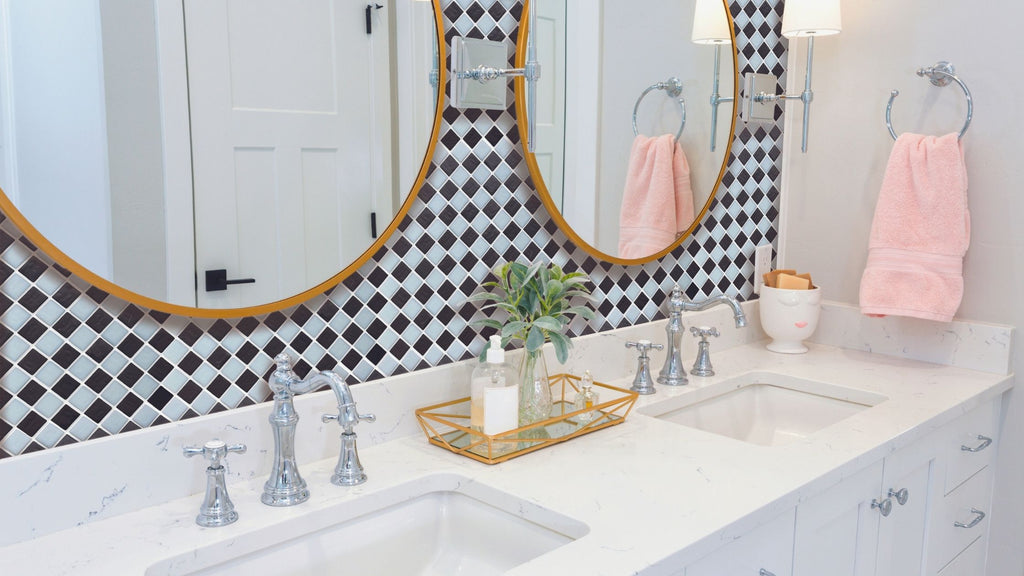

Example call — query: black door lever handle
[205,269,256,292]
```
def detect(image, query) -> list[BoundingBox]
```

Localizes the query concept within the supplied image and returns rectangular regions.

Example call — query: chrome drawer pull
[961,435,992,452]
[954,508,986,529]
[759,570,777,576]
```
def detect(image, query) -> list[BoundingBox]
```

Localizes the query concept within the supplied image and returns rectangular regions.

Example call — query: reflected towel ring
[632,77,686,144]
[886,61,973,141]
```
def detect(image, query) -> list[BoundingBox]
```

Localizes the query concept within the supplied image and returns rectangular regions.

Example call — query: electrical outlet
[754,244,773,294]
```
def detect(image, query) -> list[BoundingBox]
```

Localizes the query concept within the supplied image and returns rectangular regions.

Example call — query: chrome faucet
[321,371,376,486]
[657,286,747,386]
[262,353,334,506]
[183,439,246,527]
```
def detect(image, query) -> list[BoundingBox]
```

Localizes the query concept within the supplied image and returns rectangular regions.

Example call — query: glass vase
[517,349,552,426]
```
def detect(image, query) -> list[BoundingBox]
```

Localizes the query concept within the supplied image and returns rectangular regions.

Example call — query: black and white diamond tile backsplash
[0,0,787,458]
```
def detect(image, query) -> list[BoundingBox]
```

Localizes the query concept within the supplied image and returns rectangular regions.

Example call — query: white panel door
[875,443,939,576]
[533,0,566,208]
[793,460,884,576]
[686,509,796,576]
[186,0,391,308]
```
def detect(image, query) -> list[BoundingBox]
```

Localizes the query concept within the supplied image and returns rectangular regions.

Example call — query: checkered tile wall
[0,0,787,458]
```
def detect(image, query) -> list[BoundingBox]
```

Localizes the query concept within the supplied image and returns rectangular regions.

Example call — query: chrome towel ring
[886,61,973,141]
[632,77,686,144]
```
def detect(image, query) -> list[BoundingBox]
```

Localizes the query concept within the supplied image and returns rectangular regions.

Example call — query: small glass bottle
[573,370,600,423]
[470,336,518,438]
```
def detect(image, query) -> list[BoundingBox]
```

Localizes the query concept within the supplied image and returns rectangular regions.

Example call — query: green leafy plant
[468,261,596,364]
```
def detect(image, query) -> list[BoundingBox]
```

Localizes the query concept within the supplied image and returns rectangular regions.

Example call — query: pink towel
[859,133,969,322]
[618,135,695,259]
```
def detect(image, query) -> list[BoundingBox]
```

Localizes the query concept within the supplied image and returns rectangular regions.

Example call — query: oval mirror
[516,0,737,263]
[0,0,444,317]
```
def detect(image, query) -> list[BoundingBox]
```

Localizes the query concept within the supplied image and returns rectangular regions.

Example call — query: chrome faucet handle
[690,326,720,377]
[625,340,663,395]
[321,377,375,487]
[183,439,246,527]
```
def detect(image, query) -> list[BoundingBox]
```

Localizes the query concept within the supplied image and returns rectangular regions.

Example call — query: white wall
[780,1,1024,573]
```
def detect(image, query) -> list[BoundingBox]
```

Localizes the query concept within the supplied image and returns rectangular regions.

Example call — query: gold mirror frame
[514,0,739,265]
[0,0,446,320]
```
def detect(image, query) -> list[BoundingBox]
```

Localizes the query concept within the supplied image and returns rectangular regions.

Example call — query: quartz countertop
[0,338,1011,576]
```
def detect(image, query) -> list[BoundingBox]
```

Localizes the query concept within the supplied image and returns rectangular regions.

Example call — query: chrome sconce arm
[743,0,840,153]
[450,0,541,152]
[708,43,735,152]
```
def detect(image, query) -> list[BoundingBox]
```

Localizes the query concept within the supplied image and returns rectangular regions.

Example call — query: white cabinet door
[793,461,884,576]
[686,509,795,576]
[875,439,940,576]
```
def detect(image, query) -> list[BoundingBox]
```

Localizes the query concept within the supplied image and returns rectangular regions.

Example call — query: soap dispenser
[470,336,519,436]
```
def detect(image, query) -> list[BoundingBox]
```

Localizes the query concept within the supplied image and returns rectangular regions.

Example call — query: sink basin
[147,475,587,576]
[640,371,888,446]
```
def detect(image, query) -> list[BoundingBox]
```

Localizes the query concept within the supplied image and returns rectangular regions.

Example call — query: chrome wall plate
[451,37,509,110]
[742,72,778,124]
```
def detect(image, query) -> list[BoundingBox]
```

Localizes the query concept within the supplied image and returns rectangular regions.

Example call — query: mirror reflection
[0,0,440,311]
[522,0,736,261]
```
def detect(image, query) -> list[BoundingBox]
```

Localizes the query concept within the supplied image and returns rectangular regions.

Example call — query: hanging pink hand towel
[618,134,695,259]
[859,133,969,322]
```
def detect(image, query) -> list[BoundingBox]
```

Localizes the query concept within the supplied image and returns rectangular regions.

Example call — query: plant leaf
[548,331,572,364]
[532,316,563,331]
[470,318,504,331]
[525,325,546,352]
[501,321,530,338]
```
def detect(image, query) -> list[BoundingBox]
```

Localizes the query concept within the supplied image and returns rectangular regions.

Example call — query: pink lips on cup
[794,321,808,328]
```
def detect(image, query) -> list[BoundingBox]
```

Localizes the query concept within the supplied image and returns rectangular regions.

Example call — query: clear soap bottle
[470,336,518,438]
[573,370,600,423]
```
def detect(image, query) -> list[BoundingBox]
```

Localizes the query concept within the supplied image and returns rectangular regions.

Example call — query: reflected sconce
[450,0,541,151]
[691,0,734,152]
[744,0,841,153]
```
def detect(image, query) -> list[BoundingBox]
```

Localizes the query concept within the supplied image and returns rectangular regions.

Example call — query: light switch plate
[754,244,773,294]
[451,37,509,110]
[742,72,778,124]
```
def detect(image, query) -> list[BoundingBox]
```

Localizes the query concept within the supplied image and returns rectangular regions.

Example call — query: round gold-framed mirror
[515,0,738,264]
[0,0,445,319]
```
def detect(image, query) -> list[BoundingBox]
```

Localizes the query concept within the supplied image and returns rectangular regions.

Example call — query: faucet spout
[677,293,747,328]
[657,286,747,387]
[321,371,375,486]
[261,354,332,507]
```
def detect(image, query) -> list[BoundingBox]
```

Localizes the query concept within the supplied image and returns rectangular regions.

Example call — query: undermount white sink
[147,475,587,576]
[640,371,888,447]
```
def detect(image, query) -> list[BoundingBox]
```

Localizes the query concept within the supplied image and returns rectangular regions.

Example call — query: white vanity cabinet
[684,509,795,576]
[683,396,1003,576]
[791,431,939,576]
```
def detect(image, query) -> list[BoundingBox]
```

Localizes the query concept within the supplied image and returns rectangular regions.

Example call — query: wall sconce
[744,0,841,153]
[450,0,540,151]
[691,0,734,152]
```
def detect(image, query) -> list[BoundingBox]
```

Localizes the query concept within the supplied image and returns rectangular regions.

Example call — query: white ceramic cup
[759,285,822,354]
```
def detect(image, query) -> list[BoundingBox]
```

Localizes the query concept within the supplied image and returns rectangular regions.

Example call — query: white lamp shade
[782,0,841,38]
[691,0,732,45]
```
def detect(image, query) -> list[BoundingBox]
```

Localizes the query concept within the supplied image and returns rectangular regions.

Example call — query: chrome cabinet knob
[760,569,777,576]
[888,487,909,506]
[872,497,893,517]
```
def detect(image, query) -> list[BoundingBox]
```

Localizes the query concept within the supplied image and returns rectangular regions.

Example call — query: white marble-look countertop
[0,327,1012,575]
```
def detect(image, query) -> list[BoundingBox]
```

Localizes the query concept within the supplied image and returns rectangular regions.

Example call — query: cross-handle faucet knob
[689,326,720,378]
[183,439,247,467]
[183,439,246,527]
[625,340,663,395]
[690,326,720,340]
[322,408,377,433]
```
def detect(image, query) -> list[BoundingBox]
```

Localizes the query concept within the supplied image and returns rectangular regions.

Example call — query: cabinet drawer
[937,535,986,576]
[686,509,795,576]
[944,401,997,495]
[932,466,992,572]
